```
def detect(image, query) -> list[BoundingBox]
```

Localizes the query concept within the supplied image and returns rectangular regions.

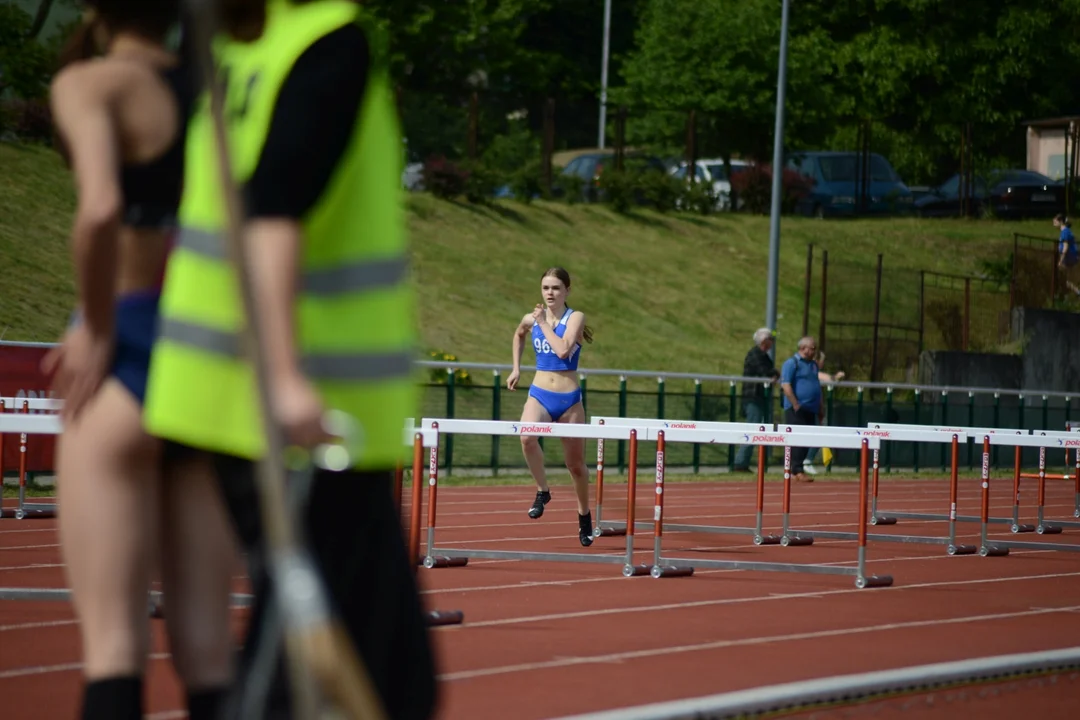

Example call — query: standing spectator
[804,351,844,475]
[780,336,824,483]
[733,328,778,472]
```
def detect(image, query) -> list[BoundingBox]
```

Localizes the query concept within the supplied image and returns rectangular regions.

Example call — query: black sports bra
[119,63,196,229]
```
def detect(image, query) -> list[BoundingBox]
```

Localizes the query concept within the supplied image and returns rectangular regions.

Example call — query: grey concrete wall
[918,350,1023,391]
[1012,308,1080,393]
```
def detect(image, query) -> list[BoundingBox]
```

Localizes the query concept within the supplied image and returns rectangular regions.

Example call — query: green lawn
[0,140,1059,377]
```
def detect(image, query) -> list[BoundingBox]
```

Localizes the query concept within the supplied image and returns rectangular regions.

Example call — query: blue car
[786,151,914,218]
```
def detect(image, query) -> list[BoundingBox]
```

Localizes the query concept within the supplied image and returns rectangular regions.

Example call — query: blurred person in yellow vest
[141,1,438,717]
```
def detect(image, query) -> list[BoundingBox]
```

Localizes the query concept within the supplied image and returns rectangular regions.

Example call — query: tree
[0,3,52,99]
[617,0,838,164]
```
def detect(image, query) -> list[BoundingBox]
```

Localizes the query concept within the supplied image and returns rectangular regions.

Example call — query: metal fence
[420,361,1080,477]
[801,235,1063,385]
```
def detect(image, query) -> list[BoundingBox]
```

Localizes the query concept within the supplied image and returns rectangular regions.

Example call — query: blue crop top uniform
[528,307,583,422]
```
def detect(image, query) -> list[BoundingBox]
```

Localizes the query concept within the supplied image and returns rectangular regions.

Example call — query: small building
[1023,116,1080,180]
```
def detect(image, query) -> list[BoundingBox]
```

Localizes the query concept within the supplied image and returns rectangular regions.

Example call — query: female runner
[507,267,596,546]
[44,3,237,718]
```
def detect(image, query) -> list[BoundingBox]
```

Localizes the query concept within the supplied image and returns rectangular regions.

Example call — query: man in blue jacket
[780,336,824,483]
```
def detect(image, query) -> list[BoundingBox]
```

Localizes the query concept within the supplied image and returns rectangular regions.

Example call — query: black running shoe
[579,511,594,547]
[528,490,551,519]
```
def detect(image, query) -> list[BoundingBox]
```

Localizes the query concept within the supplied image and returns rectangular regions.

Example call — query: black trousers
[784,407,818,474]
[211,454,439,720]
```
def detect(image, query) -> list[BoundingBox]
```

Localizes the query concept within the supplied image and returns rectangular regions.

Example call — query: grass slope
[0,141,1058,377]
[0,143,75,342]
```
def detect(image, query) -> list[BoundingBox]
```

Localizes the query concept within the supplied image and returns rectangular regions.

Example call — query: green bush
[679,180,719,215]
[598,170,637,213]
[638,171,682,213]
[462,160,501,205]
[555,172,586,205]
[509,160,544,204]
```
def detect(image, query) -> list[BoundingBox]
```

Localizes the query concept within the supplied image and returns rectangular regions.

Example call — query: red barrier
[0,344,56,474]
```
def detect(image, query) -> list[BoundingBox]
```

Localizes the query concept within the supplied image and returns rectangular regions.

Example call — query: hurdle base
[598,527,627,538]
[979,545,1010,557]
[423,556,469,569]
[753,534,782,546]
[622,563,652,577]
[1011,523,1036,534]
[13,507,56,520]
[870,515,898,526]
[650,565,695,579]
[780,535,814,547]
[855,575,893,589]
[947,544,977,556]
[1037,525,1063,535]
[426,610,464,626]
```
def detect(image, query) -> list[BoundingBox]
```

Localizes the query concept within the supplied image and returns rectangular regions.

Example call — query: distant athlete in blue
[1055,213,1080,297]
[507,267,596,546]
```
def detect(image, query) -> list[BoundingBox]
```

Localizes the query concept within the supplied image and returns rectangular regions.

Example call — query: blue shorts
[69,290,160,405]
[528,384,582,422]
[111,291,160,404]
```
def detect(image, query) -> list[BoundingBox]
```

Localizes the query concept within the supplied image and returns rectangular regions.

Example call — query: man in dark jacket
[733,328,778,471]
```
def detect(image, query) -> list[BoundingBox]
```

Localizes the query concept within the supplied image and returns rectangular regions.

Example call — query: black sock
[81,676,142,720]
[188,686,228,720]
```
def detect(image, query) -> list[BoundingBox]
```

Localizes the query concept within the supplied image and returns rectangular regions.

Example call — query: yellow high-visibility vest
[143,0,418,468]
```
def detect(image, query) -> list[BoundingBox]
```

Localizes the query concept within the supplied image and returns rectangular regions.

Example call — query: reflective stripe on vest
[158,317,413,382]
[177,227,408,296]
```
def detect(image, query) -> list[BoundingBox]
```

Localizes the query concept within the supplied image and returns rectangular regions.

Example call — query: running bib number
[533,338,552,354]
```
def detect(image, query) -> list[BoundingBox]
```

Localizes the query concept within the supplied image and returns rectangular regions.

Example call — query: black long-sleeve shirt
[741,345,777,406]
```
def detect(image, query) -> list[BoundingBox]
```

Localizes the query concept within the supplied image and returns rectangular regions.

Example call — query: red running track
[3,475,1080,719]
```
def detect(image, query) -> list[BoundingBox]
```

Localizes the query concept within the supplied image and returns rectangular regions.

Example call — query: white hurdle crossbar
[589,417,775,541]
[779,424,979,555]
[644,427,891,588]
[971,433,1080,556]
[865,422,1032,532]
[0,403,60,521]
[418,418,653,577]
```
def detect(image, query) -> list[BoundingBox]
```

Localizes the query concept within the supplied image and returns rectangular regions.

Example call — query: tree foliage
[6,0,1080,186]
[619,0,1080,184]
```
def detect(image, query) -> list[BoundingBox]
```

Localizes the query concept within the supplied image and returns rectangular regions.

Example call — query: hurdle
[1013,429,1080,524]
[976,433,1080,556]
[0,400,60,520]
[864,422,1031,531]
[1000,430,1080,533]
[645,426,892,588]
[392,424,466,627]
[418,418,653,577]
[778,424,980,555]
[588,416,774,541]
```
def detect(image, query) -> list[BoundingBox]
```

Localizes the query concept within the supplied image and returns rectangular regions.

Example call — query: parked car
[914,169,1065,219]
[669,158,749,210]
[786,151,914,218]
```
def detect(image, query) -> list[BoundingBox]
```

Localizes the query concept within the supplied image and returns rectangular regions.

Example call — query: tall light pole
[765,0,791,360]
[598,0,613,149]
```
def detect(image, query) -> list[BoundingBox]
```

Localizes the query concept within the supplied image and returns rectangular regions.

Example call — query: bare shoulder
[520,312,536,328]
[50,60,127,115]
